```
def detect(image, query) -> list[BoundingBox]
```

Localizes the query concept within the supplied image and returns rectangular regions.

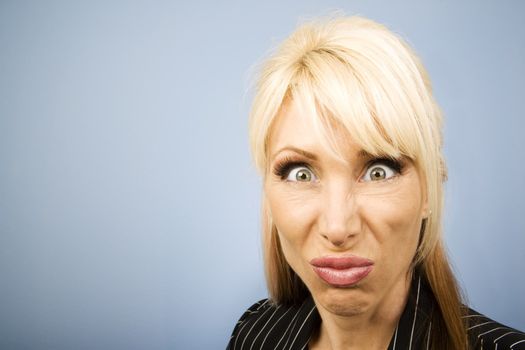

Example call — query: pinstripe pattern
[228,274,525,349]
[287,305,317,349]
[260,307,293,348]
[465,310,525,349]
[408,275,421,350]
[274,303,304,349]
[249,305,281,349]
[391,324,399,350]
[426,321,432,350]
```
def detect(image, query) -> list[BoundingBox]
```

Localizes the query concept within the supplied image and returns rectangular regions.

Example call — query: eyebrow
[271,146,372,162]
[271,146,318,161]
[357,149,373,159]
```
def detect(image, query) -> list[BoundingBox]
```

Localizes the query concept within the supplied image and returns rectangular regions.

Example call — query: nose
[318,184,358,247]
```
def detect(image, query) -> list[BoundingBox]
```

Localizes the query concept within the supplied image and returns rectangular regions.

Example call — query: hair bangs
[287,48,426,167]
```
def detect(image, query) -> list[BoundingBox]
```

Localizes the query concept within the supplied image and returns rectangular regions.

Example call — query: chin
[323,298,369,317]
[316,286,371,317]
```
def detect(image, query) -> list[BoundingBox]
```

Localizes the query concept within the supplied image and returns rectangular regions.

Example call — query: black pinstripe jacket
[227,274,525,349]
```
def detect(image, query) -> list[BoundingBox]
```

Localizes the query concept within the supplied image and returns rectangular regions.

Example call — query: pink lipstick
[310,255,373,287]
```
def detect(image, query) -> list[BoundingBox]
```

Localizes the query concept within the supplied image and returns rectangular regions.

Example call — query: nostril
[322,233,347,246]
[331,238,345,246]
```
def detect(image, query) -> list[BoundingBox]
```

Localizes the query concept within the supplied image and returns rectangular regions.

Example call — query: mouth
[310,255,374,288]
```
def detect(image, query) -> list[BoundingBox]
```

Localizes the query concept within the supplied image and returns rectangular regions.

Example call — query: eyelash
[273,157,310,180]
[366,157,404,175]
[272,156,405,180]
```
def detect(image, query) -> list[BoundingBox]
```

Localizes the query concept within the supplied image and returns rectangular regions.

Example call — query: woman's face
[265,99,428,317]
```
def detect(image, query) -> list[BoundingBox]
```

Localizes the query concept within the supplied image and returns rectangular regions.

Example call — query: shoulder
[227,297,319,350]
[465,308,525,349]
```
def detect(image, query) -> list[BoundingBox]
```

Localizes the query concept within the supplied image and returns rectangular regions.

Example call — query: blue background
[1,0,524,348]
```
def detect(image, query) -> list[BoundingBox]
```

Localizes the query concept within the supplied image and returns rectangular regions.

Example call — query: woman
[228,16,525,349]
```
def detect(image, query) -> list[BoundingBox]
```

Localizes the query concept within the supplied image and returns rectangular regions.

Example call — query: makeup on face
[271,150,406,185]
[310,255,374,288]
[265,99,426,318]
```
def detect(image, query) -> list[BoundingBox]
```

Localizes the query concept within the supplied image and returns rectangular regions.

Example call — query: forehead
[268,99,359,160]
[269,100,310,149]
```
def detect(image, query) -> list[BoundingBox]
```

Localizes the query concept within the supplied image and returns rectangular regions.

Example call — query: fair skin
[265,99,429,350]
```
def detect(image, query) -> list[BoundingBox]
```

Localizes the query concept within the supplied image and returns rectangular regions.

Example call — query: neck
[309,272,412,350]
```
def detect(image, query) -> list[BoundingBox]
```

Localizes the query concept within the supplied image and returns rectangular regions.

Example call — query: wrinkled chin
[315,288,371,317]
[322,299,368,317]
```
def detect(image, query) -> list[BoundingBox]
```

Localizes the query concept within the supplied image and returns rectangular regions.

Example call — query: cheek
[266,186,318,242]
[265,186,320,273]
[359,189,423,256]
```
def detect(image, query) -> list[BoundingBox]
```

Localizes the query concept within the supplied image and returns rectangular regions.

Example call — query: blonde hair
[249,16,466,349]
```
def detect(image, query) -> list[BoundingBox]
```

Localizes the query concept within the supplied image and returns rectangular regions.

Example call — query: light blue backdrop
[1,1,523,349]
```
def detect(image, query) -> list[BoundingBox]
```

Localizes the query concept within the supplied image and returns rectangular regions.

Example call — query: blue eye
[286,166,317,182]
[362,163,397,182]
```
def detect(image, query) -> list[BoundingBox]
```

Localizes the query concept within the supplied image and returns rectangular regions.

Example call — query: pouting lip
[312,265,373,287]
[309,255,374,269]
